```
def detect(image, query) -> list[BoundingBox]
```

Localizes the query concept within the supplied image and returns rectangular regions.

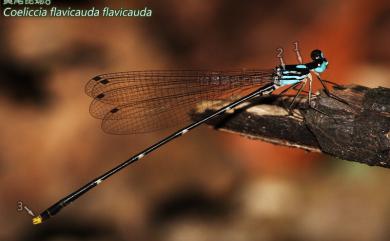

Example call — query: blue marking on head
[314,60,328,73]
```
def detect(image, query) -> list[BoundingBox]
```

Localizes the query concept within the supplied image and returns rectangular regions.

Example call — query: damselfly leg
[320,78,343,88]
[315,73,350,106]
[274,82,302,115]
[288,78,307,113]
[275,80,308,116]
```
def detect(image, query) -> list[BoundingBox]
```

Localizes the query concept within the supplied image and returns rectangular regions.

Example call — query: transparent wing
[85,70,274,134]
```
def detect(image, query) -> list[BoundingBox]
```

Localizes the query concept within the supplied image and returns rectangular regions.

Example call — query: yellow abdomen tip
[32,216,42,225]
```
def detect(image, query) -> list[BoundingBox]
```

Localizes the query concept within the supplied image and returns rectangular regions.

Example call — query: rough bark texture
[192,85,390,168]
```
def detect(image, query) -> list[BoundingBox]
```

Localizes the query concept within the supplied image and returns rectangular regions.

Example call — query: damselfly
[33,46,335,224]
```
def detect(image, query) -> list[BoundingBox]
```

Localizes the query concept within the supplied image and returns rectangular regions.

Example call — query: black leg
[277,79,331,118]
[321,78,343,88]
[292,84,310,94]
[288,79,307,114]
[277,82,301,97]
[275,82,302,115]
[316,75,350,106]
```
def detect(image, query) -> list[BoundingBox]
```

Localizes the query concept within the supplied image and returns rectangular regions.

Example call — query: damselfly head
[311,49,324,60]
[311,49,328,73]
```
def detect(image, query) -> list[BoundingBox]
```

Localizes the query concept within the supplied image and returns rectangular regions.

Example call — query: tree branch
[191,85,390,168]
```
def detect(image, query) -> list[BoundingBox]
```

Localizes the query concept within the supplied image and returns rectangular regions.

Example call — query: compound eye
[311,49,323,60]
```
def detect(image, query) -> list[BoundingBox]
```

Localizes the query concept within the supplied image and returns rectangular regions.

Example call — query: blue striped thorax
[273,49,328,87]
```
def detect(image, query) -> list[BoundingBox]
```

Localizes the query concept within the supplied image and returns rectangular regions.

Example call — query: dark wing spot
[96,93,105,99]
[110,108,119,113]
[100,79,109,84]
[92,76,102,81]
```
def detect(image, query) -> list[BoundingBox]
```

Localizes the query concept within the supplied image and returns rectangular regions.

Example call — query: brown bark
[192,85,390,168]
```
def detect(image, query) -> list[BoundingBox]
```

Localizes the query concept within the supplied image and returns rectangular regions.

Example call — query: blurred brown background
[0,0,389,240]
